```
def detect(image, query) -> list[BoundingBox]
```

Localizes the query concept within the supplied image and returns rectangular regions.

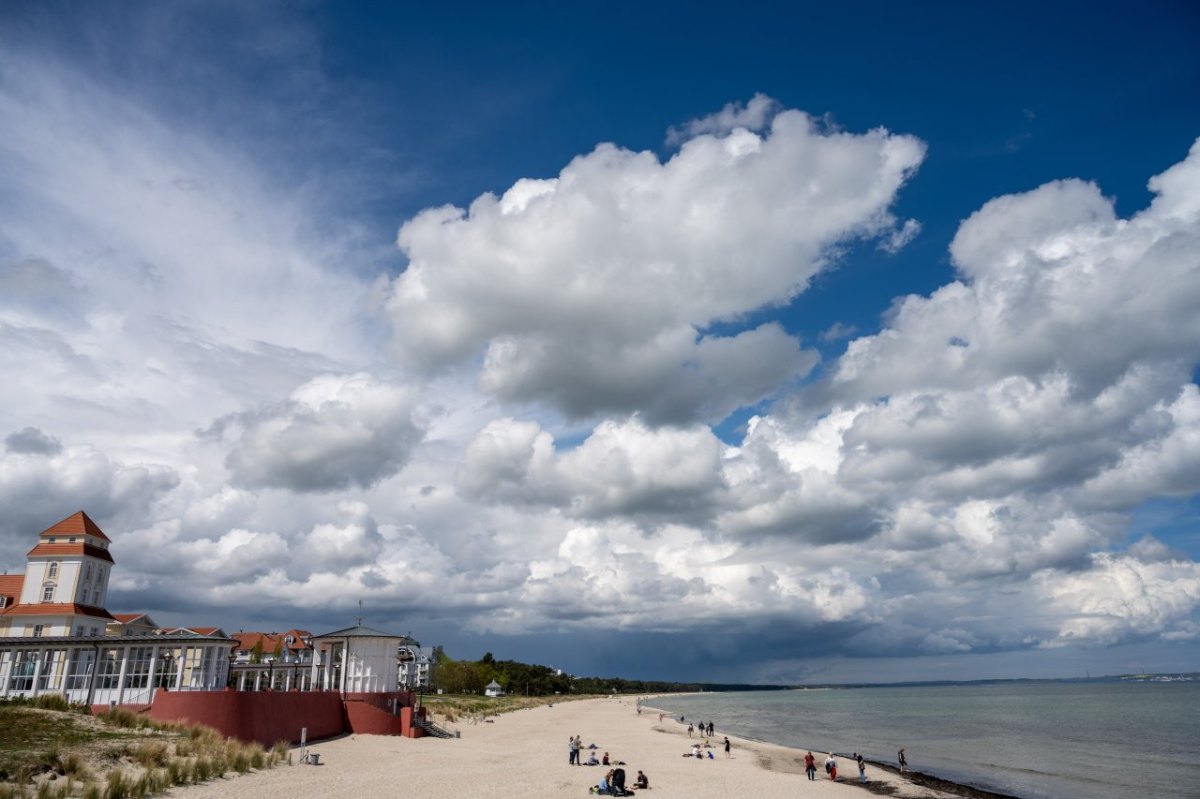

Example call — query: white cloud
[0,443,179,567]
[387,103,925,423]
[1035,553,1200,646]
[221,373,424,492]
[665,93,780,144]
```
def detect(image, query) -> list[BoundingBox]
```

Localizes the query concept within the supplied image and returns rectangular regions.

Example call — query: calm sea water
[648,681,1200,799]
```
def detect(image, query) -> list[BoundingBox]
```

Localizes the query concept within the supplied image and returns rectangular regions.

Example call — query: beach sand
[168,696,988,799]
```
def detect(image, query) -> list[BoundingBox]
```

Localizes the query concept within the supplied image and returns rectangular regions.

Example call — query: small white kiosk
[311,624,403,694]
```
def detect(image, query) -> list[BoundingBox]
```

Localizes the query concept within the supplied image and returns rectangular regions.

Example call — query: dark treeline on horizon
[428,649,787,695]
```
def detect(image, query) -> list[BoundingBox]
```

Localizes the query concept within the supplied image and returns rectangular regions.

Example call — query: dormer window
[42,584,55,602]
[68,537,76,543]
[48,537,56,543]
[285,635,294,645]
[0,596,7,608]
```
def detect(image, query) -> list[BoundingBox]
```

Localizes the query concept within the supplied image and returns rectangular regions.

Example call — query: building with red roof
[0,511,117,638]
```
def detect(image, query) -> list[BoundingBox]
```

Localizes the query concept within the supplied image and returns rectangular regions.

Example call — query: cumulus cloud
[459,417,728,521]
[387,101,925,423]
[5,426,63,455]
[665,92,780,144]
[0,444,179,568]
[1034,552,1200,647]
[221,373,424,492]
[444,140,1200,657]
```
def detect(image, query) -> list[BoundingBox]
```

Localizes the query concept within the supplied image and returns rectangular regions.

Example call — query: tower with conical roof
[0,511,117,637]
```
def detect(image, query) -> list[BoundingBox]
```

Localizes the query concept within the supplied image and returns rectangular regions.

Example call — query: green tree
[250,638,264,664]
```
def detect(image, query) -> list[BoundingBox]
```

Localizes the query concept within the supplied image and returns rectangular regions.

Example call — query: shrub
[130,742,169,769]
[104,769,127,799]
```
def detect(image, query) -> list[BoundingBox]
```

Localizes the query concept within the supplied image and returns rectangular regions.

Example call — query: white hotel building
[0,512,231,704]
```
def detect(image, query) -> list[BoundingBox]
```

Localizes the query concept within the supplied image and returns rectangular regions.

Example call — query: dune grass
[0,699,290,798]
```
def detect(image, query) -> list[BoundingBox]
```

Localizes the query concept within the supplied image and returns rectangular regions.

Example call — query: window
[48,562,59,579]
[84,563,92,581]
[76,626,85,637]
[42,584,55,602]
[32,624,44,638]
[0,596,6,608]
[68,537,76,543]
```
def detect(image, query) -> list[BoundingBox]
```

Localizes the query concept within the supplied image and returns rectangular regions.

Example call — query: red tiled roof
[39,511,111,543]
[26,542,114,564]
[112,613,147,624]
[0,602,116,621]
[0,574,24,603]
[233,631,280,651]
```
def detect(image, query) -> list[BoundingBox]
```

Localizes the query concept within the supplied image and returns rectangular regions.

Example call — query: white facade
[311,624,405,694]
[0,634,232,705]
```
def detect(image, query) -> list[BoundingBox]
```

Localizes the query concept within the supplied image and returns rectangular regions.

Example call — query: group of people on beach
[571,734,649,796]
[800,747,908,784]
[594,767,648,796]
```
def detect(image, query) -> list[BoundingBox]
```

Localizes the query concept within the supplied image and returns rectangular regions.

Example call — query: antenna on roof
[356,599,363,627]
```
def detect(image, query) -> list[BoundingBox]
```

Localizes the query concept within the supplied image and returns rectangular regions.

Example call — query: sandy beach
[167,696,981,799]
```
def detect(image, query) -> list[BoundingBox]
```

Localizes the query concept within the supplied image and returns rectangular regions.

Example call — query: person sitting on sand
[635,770,649,789]
[611,767,628,796]
[690,743,701,758]
[603,752,610,765]
[598,770,613,795]
[586,752,600,766]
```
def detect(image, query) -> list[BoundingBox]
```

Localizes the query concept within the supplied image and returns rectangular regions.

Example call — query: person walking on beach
[856,753,866,783]
[898,748,908,773]
[825,753,838,780]
[687,723,694,737]
[723,736,731,758]
[804,751,816,780]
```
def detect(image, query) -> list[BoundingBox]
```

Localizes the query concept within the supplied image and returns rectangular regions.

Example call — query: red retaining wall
[146,690,346,746]
[129,690,424,746]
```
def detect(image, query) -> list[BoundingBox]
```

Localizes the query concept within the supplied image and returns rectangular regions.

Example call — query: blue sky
[1,1,1198,683]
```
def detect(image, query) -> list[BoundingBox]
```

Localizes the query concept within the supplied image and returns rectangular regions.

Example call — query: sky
[1,0,1198,684]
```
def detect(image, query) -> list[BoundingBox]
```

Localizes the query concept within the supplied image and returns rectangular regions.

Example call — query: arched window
[48,562,59,579]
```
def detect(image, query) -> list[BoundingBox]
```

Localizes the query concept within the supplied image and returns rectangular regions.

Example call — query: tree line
[428,648,778,695]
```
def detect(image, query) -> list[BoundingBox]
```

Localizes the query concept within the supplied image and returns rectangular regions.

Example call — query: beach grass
[0,699,289,797]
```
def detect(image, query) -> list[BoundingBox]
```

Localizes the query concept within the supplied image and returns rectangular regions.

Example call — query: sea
[647,680,1200,799]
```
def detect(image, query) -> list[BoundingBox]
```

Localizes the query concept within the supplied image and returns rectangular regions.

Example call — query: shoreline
[638,700,1021,799]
